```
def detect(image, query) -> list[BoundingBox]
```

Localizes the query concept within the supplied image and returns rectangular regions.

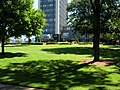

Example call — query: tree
[0,0,33,54]
[67,0,120,61]
[0,0,46,54]
[26,9,46,44]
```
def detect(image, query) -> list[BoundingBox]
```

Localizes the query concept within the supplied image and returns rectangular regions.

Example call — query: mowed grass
[0,44,120,90]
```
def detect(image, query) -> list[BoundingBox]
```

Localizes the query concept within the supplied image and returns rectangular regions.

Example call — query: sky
[33,0,72,9]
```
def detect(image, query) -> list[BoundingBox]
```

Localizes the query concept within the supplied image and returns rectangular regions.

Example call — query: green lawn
[0,44,120,90]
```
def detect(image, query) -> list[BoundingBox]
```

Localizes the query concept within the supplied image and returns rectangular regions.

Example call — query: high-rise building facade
[38,0,68,35]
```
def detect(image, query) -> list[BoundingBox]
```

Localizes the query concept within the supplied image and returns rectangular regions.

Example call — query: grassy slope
[0,44,120,90]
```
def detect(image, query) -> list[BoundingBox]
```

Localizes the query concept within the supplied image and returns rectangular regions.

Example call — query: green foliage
[67,0,120,35]
[0,0,33,38]
[26,9,46,37]
[0,0,46,39]
[0,0,46,53]
[16,38,22,44]
[67,0,93,35]
[100,0,120,34]
[71,37,80,44]
[68,0,120,61]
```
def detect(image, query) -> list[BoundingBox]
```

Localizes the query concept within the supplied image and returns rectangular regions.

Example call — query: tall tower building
[38,0,68,35]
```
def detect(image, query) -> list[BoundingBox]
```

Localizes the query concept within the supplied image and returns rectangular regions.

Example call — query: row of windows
[39,0,67,34]
[47,18,55,22]
[48,0,54,2]
[42,9,55,13]
[42,4,54,7]
[40,0,55,3]
[45,29,54,32]
[46,13,55,19]
[47,23,55,26]
[44,29,55,34]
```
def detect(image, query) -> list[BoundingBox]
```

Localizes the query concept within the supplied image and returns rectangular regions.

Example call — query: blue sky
[33,0,71,9]
[33,0,38,9]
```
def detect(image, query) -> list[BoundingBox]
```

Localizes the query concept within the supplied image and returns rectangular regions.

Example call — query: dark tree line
[0,0,46,54]
[67,0,120,61]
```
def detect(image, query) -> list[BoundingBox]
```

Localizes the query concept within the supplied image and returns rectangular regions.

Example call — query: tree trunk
[93,28,100,62]
[91,0,100,62]
[1,0,6,55]
[1,37,5,55]
[1,22,5,55]
[1,25,6,55]
[93,35,95,49]
[28,37,31,45]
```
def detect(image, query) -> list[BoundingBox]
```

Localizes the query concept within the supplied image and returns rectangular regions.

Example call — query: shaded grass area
[42,45,120,59]
[42,47,93,55]
[0,52,26,59]
[0,60,120,90]
[0,45,120,90]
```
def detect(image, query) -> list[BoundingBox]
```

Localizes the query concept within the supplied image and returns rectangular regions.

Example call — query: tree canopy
[0,0,46,54]
[26,8,46,38]
[67,0,120,35]
[67,0,120,61]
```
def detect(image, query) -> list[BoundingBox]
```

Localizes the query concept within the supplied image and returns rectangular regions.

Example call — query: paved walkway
[0,84,45,90]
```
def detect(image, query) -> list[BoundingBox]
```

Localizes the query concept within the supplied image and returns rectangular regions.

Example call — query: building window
[49,4,53,7]
[43,5,46,7]
[48,0,53,2]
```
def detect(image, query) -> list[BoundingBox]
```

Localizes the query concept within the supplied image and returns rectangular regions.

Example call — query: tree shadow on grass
[0,52,27,59]
[100,48,120,59]
[108,45,120,49]
[42,47,120,59]
[0,60,119,90]
[42,47,93,55]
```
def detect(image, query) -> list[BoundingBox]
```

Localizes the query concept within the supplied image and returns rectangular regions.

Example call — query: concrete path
[0,84,45,90]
